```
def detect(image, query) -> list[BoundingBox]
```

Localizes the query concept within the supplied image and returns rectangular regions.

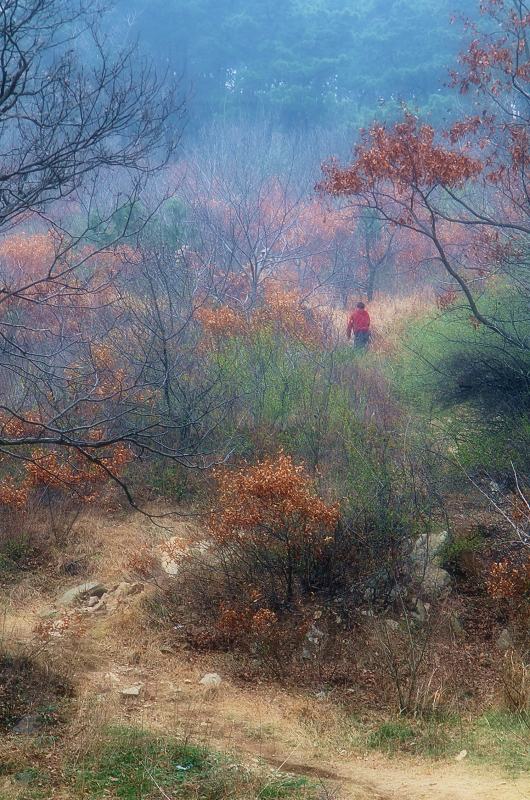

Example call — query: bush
[153,442,438,682]
[439,533,485,574]
[208,451,340,609]
[0,498,83,577]
[0,649,72,732]
[393,288,530,476]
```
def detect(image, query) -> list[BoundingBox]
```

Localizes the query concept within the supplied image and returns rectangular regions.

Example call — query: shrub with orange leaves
[210,451,339,607]
[195,304,248,342]
[196,286,326,350]
[487,557,530,601]
[251,284,326,347]
[0,443,132,515]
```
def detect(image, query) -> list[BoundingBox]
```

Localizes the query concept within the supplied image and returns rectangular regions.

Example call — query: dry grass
[321,289,435,354]
[368,290,435,354]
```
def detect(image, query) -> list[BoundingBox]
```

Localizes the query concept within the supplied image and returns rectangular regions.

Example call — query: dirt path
[2,508,529,800]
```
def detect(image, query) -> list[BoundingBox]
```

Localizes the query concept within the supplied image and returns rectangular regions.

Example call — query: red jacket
[347,308,371,339]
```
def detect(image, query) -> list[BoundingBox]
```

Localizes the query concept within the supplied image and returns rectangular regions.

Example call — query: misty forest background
[0,2,529,799]
[113,0,476,129]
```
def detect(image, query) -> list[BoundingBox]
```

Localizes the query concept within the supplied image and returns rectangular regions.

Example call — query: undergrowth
[0,727,320,800]
[362,711,529,774]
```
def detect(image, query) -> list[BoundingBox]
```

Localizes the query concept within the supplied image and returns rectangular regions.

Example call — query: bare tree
[182,123,342,309]
[0,1,231,500]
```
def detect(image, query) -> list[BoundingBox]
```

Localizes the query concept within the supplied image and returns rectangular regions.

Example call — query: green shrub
[391,288,530,476]
[439,533,485,571]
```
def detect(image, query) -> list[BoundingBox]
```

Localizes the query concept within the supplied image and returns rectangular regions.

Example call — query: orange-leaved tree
[210,452,339,607]
[318,0,530,349]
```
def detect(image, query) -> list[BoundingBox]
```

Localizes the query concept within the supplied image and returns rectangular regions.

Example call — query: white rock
[114,582,144,599]
[58,582,106,606]
[412,532,449,565]
[199,673,222,688]
[496,628,514,652]
[455,749,468,761]
[422,565,452,596]
[121,684,144,698]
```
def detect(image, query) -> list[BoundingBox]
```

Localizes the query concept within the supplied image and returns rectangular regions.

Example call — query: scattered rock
[306,625,324,645]
[58,581,107,606]
[12,714,41,735]
[86,596,100,608]
[421,565,452,597]
[199,673,222,688]
[114,581,144,599]
[120,684,144,698]
[200,672,222,699]
[166,682,184,699]
[496,628,514,652]
[37,609,58,620]
[84,596,107,614]
[455,749,468,761]
[412,531,449,566]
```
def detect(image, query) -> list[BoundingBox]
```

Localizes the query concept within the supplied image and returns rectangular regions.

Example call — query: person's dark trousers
[354,331,370,348]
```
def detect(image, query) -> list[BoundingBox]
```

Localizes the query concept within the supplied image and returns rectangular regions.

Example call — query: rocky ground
[0,505,528,800]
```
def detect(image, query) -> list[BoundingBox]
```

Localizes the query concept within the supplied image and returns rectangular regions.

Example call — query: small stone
[38,609,58,619]
[199,673,222,688]
[86,596,99,607]
[455,749,468,761]
[58,581,107,606]
[121,684,144,698]
[12,714,41,735]
[496,628,514,652]
[421,565,451,597]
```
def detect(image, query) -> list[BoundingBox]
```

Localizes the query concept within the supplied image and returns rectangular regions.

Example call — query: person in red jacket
[347,302,371,348]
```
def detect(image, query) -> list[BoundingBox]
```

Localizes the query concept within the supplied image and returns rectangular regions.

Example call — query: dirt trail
[2,508,529,800]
